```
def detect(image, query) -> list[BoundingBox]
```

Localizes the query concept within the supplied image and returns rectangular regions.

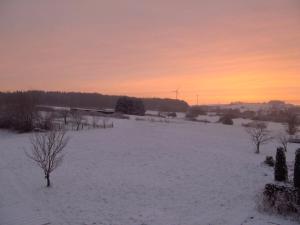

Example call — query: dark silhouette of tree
[115,97,145,116]
[0,91,38,132]
[294,149,300,188]
[275,147,288,182]
[0,91,189,112]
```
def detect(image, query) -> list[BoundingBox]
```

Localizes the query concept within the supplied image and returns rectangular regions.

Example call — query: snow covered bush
[275,147,288,182]
[262,183,299,215]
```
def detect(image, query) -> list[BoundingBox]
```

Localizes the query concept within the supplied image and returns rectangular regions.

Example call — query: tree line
[0,90,189,112]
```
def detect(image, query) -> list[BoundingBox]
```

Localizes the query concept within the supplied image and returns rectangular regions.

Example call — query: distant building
[268,100,286,110]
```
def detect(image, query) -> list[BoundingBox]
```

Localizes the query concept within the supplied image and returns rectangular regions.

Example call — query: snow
[0,116,299,225]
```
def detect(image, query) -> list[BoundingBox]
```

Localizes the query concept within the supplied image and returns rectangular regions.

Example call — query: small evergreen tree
[294,149,300,188]
[274,147,288,182]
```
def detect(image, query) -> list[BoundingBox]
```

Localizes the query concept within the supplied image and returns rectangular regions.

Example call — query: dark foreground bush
[294,149,300,189]
[265,156,275,167]
[262,183,299,215]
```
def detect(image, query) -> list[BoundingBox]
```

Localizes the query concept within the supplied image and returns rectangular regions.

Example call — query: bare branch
[276,132,289,152]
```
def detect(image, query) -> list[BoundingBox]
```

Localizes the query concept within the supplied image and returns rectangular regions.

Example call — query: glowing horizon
[0,0,299,105]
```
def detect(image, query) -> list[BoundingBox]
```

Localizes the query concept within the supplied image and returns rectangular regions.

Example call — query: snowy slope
[0,118,299,225]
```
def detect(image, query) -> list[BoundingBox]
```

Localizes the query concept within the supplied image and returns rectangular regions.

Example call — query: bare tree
[71,111,83,131]
[276,133,289,152]
[59,109,69,125]
[26,129,69,187]
[246,122,273,154]
[92,115,100,128]
[102,118,108,129]
[99,118,113,129]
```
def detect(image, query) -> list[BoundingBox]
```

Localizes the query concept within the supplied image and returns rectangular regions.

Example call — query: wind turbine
[172,88,180,100]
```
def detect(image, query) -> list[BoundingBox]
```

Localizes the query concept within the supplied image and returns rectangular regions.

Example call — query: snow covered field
[0,116,299,225]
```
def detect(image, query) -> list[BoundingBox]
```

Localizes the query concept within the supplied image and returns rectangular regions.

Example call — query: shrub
[115,97,145,116]
[275,147,288,182]
[167,112,177,118]
[218,114,234,125]
[262,183,298,214]
[265,156,275,167]
[294,149,300,189]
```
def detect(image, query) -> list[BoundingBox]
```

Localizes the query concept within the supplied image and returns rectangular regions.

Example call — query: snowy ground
[0,116,299,225]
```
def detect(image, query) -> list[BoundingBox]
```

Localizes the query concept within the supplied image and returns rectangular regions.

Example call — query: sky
[0,0,299,104]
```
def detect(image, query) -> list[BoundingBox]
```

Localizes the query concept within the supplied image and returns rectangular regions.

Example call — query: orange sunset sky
[0,0,299,105]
